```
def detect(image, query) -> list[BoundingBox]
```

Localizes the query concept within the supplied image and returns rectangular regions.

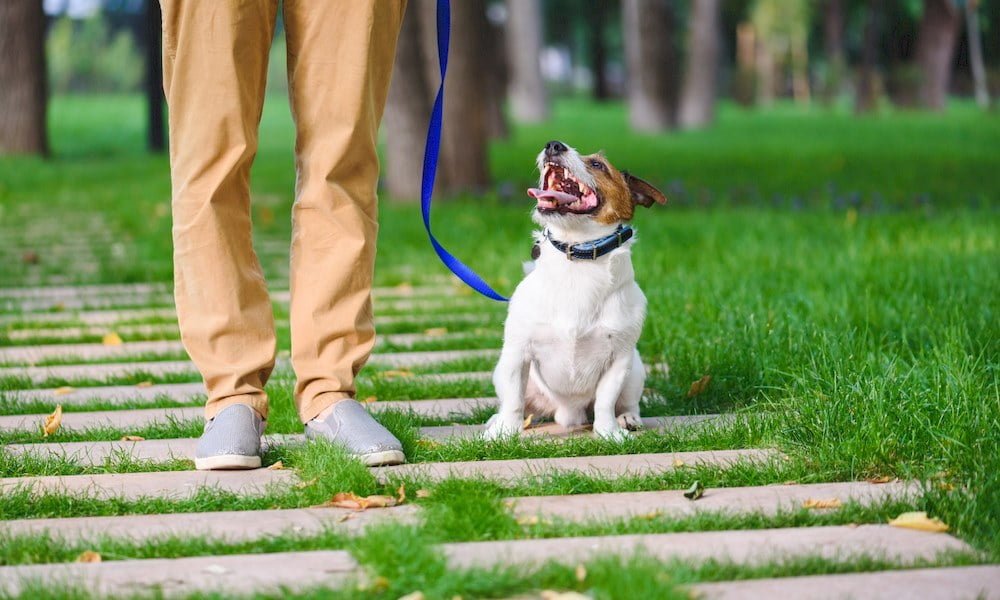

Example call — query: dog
[484,140,667,442]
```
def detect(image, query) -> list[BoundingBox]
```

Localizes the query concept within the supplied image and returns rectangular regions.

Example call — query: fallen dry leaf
[637,510,662,520]
[119,435,145,442]
[517,515,540,526]
[135,381,154,388]
[295,477,318,489]
[395,282,414,294]
[416,438,442,449]
[399,592,425,600]
[370,575,390,593]
[396,484,406,504]
[362,395,378,404]
[76,550,102,563]
[53,386,74,397]
[102,332,123,346]
[803,498,843,509]
[686,374,712,398]
[381,369,413,379]
[266,461,285,470]
[684,480,705,501]
[415,489,432,499]
[22,250,39,265]
[574,564,587,582]
[315,492,398,511]
[523,413,535,429]
[43,405,63,437]
[337,513,353,523]
[867,475,893,484]
[673,458,686,467]
[423,327,448,337]
[889,511,949,533]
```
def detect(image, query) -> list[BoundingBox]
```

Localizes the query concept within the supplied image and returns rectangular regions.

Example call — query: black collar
[542,225,634,261]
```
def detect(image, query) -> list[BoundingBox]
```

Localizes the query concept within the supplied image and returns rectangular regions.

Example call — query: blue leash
[420,0,509,302]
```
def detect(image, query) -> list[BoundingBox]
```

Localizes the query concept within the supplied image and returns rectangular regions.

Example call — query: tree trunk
[384,2,433,201]
[484,14,509,138]
[144,0,165,153]
[416,0,490,193]
[822,0,846,102]
[677,0,720,129]
[622,0,677,132]
[733,22,755,106]
[916,0,960,110]
[0,0,48,156]
[506,0,549,122]
[589,0,611,101]
[855,0,880,114]
[965,0,989,108]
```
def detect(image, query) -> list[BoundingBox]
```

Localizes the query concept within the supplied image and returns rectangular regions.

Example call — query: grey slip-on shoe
[194,404,265,471]
[305,400,406,467]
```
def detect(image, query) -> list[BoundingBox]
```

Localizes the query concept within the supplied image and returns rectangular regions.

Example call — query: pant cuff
[205,394,269,422]
[299,391,353,424]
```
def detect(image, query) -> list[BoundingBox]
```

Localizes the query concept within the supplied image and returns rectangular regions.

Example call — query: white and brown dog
[484,141,667,442]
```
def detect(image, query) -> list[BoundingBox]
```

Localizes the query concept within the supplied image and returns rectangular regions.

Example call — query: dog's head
[528,141,666,229]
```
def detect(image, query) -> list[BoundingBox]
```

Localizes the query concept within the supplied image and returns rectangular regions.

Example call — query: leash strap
[420,0,509,302]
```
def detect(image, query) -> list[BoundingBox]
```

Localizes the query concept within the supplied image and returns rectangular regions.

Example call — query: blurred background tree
[1,0,997,189]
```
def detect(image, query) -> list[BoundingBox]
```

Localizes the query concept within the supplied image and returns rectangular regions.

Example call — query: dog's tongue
[527,188,577,205]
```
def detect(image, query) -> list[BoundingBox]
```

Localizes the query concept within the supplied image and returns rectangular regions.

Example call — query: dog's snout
[544,140,568,157]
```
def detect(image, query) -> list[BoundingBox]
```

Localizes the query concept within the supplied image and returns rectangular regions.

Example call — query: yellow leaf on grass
[867,475,893,484]
[43,405,63,437]
[415,489,432,499]
[362,396,378,404]
[102,332,123,346]
[803,498,843,509]
[266,461,285,470]
[53,386,74,397]
[686,374,711,398]
[76,550,102,563]
[889,511,949,533]
[517,515,539,526]
[523,413,535,429]
[423,327,448,337]
[394,282,414,294]
[135,381,154,388]
[381,369,413,379]
[120,435,145,442]
[416,438,442,449]
[396,484,406,504]
[673,458,686,467]
[574,564,587,582]
[315,492,398,511]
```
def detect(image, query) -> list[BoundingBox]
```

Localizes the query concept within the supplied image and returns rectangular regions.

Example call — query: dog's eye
[588,159,606,171]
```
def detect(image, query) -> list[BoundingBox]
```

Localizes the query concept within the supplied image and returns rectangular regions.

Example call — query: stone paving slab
[0,550,359,598]
[508,481,919,521]
[0,331,497,364]
[372,449,778,484]
[0,308,503,333]
[0,405,203,433]
[419,414,724,440]
[6,323,179,343]
[0,469,296,500]
[0,381,206,406]
[690,565,1000,600]
[0,350,498,385]
[440,525,973,570]
[3,417,721,465]
[2,505,420,543]
[4,293,492,315]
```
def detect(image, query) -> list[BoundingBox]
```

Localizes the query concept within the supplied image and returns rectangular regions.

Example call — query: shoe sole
[194,454,262,471]
[361,449,406,467]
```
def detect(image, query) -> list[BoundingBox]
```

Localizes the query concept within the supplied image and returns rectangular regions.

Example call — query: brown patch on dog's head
[579,154,667,224]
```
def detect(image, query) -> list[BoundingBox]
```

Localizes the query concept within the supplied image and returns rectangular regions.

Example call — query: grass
[0,93,997,596]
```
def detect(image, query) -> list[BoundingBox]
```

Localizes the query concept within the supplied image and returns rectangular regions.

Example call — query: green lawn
[0,94,997,598]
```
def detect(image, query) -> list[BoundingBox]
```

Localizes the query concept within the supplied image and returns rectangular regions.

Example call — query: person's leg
[160,0,278,468]
[282,0,407,466]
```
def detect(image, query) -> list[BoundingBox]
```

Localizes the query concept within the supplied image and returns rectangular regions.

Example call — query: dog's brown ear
[624,172,667,208]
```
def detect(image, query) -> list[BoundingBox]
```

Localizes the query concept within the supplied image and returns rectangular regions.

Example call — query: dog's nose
[544,140,567,157]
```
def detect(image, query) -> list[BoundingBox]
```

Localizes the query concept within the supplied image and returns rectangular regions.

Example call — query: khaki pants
[160,0,406,423]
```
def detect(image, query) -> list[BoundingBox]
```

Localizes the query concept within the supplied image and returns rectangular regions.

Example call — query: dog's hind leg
[615,349,645,431]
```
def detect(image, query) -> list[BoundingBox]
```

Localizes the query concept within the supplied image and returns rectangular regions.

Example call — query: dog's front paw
[617,412,644,431]
[483,413,523,441]
[594,421,630,443]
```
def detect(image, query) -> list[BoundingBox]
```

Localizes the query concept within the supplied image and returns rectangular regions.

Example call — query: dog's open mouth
[528,162,600,215]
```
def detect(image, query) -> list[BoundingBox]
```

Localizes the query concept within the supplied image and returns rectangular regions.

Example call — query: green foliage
[46,18,143,94]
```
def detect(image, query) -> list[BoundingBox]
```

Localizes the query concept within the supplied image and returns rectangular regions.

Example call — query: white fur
[485,146,647,442]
